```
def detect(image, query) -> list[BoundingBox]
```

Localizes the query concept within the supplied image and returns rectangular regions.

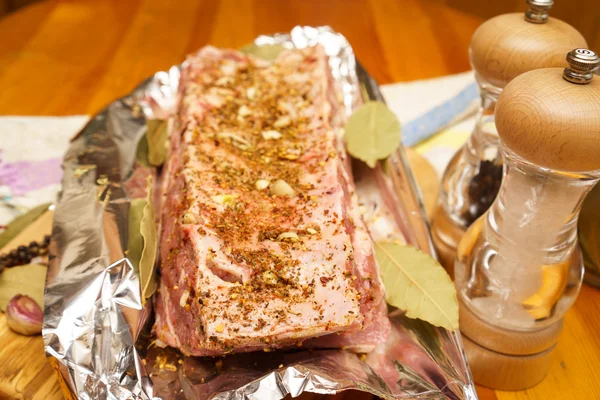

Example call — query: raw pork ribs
[154,45,389,356]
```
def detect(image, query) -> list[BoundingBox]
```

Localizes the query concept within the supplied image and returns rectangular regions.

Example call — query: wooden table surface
[0,1,599,399]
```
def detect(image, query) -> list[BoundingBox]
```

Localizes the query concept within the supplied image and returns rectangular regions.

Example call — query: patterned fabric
[0,116,88,224]
[0,74,478,225]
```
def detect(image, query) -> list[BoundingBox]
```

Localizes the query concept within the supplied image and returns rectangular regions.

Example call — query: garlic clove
[270,179,296,197]
[246,87,256,100]
[277,232,299,242]
[255,179,270,190]
[273,116,291,128]
[211,194,239,207]
[261,130,282,140]
[182,212,198,224]
[216,132,252,150]
[238,105,251,117]
[6,294,43,336]
[179,290,190,307]
[262,270,280,286]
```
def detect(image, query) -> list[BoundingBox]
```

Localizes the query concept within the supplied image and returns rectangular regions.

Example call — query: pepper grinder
[431,0,587,275]
[454,49,600,390]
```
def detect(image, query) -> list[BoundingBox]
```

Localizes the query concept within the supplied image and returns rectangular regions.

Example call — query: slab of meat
[153,45,389,356]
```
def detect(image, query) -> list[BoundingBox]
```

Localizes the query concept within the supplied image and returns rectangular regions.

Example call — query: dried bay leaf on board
[239,43,286,61]
[0,264,47,311]
[146,119,168,167]
[0,203,51,249]
[375,241,458,330]
[344,101,402,168]
[139,176,158,303]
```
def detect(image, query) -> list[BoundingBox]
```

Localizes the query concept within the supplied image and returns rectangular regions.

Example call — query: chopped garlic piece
[307,228,317,235]
[182,212,197,224]
[215,324,225,333]
[220,61,236,75]
[255,179,270,190]
[215,76,233,86]
[271,179,295,196]
[217,131,251,150]
[179,290,190,307]
[273,115,291,128]
[211,194,239,207]
[246,87,256,100]
[262,270,280,286]
[277,231,299,242]
[261,130,282,140]
[205,93,224,108]
[215,87,234,97]
[238,105,251,117]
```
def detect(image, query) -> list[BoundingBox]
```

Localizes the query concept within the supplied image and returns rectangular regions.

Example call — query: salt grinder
[454,49,600,390]
[431,0,587,275]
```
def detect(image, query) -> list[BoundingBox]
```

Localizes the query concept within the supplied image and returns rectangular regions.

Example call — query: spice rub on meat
[153,45,389,356]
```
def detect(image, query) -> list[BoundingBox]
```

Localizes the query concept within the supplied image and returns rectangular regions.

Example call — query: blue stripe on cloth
[402,82,478,147]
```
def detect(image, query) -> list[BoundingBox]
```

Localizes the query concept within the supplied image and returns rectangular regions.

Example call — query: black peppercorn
[462,160,503,225]
[29,244,40,257]
[0,236,51,270]
[17,249,27,259]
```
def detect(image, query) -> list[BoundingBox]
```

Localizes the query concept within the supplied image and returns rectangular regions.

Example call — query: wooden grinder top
[470,0,587,89]
[496,49,600,172]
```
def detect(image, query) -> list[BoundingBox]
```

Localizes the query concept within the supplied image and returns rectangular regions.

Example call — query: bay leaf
[375,241,458,330]
[139,176,157,303]
[0,203,51,249]
[135,133,151,168]
[0,264,47,311]
[126,198,146,272]
[239,43,285,61]
[344,101,402,168]
[146,119,168,167]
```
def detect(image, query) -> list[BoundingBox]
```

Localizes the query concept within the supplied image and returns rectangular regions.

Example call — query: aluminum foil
[43,26,477,400]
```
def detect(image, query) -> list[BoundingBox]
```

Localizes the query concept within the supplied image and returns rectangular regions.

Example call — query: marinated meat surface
[153,45,389,356]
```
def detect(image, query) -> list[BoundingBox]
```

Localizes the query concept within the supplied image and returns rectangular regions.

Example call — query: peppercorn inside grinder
[454,49,600,390]
[431,0,587,275]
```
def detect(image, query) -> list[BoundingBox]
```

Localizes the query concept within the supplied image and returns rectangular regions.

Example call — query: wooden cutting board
[0,210,63,400]
[0,314,62,400]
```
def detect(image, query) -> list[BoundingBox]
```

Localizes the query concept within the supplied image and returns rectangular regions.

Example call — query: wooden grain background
[438,0,599,51]
[2,0,599,51]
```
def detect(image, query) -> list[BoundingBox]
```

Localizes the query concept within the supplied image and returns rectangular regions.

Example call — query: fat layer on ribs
[153,45,389,356]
